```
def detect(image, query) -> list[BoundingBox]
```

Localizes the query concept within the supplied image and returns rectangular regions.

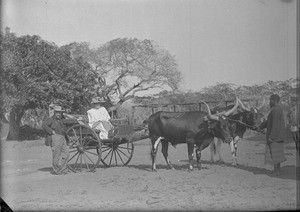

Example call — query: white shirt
[87,107,111,128]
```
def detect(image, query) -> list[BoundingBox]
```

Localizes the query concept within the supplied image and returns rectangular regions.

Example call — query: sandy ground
[1,132,299,211]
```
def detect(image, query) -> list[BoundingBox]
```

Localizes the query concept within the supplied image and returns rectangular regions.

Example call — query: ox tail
[211,139,217,155]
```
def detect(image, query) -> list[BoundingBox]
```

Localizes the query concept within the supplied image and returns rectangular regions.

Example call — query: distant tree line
[134,80,298,107]
[130,80,298,124]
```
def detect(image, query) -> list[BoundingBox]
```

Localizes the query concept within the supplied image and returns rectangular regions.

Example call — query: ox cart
[54,98,262,173]
[55,115,147,173]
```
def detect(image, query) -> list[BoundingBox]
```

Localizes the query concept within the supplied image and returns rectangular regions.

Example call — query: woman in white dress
[87,98,113,139]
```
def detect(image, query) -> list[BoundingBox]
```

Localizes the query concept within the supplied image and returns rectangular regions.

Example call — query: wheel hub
[77,145,85,153]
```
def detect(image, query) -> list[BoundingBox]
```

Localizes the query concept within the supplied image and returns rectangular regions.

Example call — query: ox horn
[222,98,240,116]
[200,101,219,121]
[256,98,265,110]
[238,98,251,112]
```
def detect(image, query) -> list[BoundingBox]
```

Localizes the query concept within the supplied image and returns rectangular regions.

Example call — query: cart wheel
[100,139,134,167]
[64,124,101,172]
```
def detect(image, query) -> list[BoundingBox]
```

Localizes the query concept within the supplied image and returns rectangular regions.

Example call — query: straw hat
[91,97,106,104]
[53,105,65,112]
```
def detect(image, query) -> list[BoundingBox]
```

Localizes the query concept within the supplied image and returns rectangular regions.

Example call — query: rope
[226,117,265,134]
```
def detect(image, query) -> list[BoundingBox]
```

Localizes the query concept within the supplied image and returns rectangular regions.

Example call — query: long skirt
[264,142,286,165]
[94,121,113,139]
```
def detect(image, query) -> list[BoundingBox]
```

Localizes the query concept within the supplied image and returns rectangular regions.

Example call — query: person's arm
[42,118,55,135]
[286,109,292,125]
[266,109,274,142]
[63,113,76,119]
[259,119,268,130]
[62,118,78,125]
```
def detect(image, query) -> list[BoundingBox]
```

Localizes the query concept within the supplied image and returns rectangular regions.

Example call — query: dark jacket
[266,104,286,142]
[42,116,77,146]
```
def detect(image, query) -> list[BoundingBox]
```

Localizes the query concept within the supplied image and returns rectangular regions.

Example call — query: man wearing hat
[42,105,78,175]
[87,97,113,139]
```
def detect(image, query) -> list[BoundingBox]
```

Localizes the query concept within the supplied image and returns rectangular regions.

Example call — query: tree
[1,29,97,140]
[201,83,237,101]
[67,38,183,115]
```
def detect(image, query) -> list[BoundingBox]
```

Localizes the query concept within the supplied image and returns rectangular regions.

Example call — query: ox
[148,99,240,172]
[210,98,265,166]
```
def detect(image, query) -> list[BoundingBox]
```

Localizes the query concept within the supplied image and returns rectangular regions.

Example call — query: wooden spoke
[117,146,134,151]
[69,149,78,153]
[115,149,126,165]
[63,124,101,173]
[69,151,80,162]
[101,148,111,153]
[85,150,99,156]
[71,128,80,144]
[83,154,89,170]
[80,154,83,171]
[109,150,114,166]
[84,152,95,166]
[100,142,134,167]
[102,149,112,161]
[114,149,118,166]
[68,139,78,149]
[79,126,83,145]
[116,148,130,158]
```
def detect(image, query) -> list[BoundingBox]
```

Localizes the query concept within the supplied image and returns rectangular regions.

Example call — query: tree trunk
[7,107,24,141]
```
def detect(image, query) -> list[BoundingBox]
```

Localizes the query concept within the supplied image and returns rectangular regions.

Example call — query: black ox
[148,99,240,172]
[209,98,265,166]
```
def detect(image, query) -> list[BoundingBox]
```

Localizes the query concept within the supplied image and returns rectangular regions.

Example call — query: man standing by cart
[42,105,77,175]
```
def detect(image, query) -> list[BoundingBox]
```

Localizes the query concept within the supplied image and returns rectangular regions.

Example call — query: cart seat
[114,124,134,138]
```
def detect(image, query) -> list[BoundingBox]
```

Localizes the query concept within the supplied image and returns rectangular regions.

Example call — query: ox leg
[230,136,240,166]
[196,138,215,170]
[196,146,202,170]
[216,138,224,164]
[292,131,299,155]
[161,140,174,170]
[151,136,162,172]
[187,141,194,172]
[209,138,217,164]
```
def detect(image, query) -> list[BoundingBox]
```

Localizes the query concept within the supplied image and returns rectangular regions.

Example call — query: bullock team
[146,97,298,172]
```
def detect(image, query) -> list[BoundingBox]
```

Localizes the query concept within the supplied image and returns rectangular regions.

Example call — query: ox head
[237,98,265,130]
[200,98,240,143]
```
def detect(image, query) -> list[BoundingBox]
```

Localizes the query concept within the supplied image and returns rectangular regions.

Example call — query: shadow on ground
[37,161,298,181]
[173,159,298,180]
[38,167,53,173]
[127,163,209,172]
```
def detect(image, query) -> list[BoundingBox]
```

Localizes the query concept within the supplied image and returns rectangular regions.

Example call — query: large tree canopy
[67,38,182,113]
[1,29,97,140]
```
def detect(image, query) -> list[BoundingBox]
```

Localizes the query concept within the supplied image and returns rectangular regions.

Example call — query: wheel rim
[100,140,134,167]
[66,124,101,172]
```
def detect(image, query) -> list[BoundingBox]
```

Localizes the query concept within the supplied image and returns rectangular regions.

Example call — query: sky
[1,0,297,92]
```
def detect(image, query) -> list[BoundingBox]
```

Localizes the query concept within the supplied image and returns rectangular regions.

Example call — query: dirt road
[1,132,299,211]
